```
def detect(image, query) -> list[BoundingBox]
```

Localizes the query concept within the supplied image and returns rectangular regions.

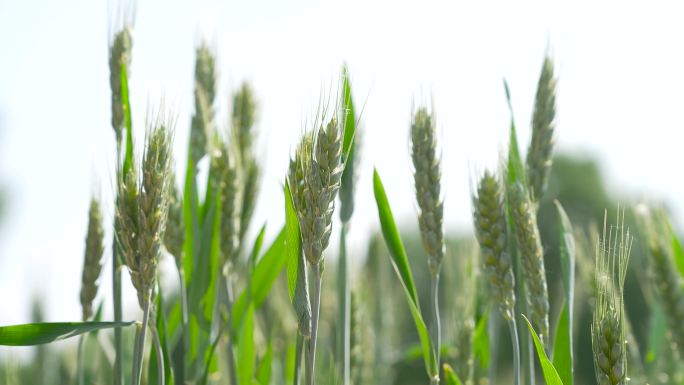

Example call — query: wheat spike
[473,171,516,321]
[592,210,632,385]
[190,43,216,166]
[212,137,242,269]
[163,169,184,267]
[109,27,133,145]
[509,182,549,345]
[410,107,445,274]
[79,198,105,321]
[526,56,557,203]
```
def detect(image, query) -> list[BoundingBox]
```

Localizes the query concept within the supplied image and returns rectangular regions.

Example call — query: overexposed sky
[1,0,684,339]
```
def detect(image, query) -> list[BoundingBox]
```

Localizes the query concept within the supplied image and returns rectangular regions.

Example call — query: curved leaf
[523,315,563,385]
[553,201,575,385]
[373,169,434,377]
[0,321,134,346]
[443,364,464,385]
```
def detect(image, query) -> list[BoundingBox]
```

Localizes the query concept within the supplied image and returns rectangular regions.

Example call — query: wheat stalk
[592,210,632,385]
[409,106,445,384]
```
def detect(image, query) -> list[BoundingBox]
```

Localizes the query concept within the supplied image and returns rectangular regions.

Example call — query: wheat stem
[151,326,164,385]
[77,335,86,385]
[507,318,522,385]
[131,291,152,385]
[224,273,238,385]
[429,272,441,385]
[307,263,323,385]
[337,223,351,385]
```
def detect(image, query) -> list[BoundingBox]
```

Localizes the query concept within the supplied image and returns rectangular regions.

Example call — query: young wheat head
[80,198,105,321]
[509,182,549,345]
[592,210,632,385]
[109,26,133,145]
[410,107,445,275]
[190,43,217,166]
[116,119,173,309]
[526,56,557,203]
[163,169,184,268]
[289,117,343,267]
[473,171,516,321]
[211,137,243,271]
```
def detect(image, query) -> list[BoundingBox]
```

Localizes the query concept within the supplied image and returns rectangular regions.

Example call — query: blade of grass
[553,201,575,385]
[238,304,256,385]
[256,341,273,385]
[0,322,134,346]
[443,364,464,385]
[523,315,563,385]
[373,169,436,379]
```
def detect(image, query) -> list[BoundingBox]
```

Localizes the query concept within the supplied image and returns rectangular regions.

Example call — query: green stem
[508,318,521,385]
[224,273,238,385]
[113,244,124,385]
[337,223,350,385]
[429,272,441,384]
[132,292,152,385]
[307,263,323,385]
[151,326,165,385]
[294,333,304,385]
[77,335,85,385]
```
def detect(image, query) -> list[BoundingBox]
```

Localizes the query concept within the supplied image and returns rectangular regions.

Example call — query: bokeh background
[1,0,684,383]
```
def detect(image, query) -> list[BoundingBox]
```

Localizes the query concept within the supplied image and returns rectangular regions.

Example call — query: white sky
[1,0,684,341]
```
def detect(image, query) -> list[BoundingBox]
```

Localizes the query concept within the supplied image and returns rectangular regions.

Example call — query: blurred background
[1,0,684,383]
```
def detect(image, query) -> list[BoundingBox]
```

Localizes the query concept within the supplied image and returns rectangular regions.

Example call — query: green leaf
[553,201,575,385]
[284,340,297,384]
[199,327,223,385]
[372,168,435,377]
[552,304,571,385]
[120,60,134,176]
[667,220,684,278]
[285,181,301,302]
[472,310,490,370]
[341,65,356,160]
[238,304,256,385]
[0,322,134,346]
[256,341,273,385]
[523,315,564,385]
[232,227,287,331]
[443,364,464,385]
[188,194,219,328]
[646,303,666,365]
[182,147,200,284]
[504,80,526,187]
[250,223,267,267]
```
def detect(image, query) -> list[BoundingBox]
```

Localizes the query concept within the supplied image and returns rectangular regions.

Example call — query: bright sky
[1,0,684,343]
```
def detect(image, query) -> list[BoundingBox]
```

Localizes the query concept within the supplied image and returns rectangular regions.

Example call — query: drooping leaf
[372,168,435,377]
[0,322,134,346]
[443,364,464,385]
[523,315,563,385]
[473,310,490,370]
[553,201,575,385]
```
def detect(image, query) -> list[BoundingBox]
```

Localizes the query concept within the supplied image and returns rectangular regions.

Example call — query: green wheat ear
[592,209,632,385]
[211,136,242,270]
[163,168,184,267]
[509,182,549,345]
[410,106,445,275]
[190,43,217,166]
[80,198,105,321]
[109,26,133,145]
[526,55,557,203]
[473,171,515,321]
